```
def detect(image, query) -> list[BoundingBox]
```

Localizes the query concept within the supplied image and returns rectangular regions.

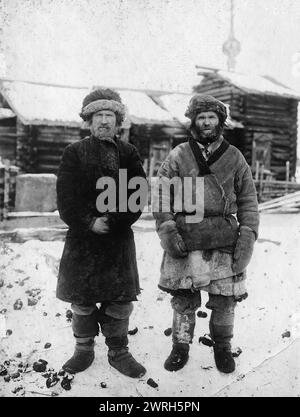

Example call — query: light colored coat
[153,138,259,296]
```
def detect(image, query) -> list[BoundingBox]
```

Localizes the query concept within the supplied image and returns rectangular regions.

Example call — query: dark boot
[207,295,236,374]
[63,310,99,374]
[98,307,146,378]
[107,339,146,378]
[164,343,189,372]
[63,337,95,374]
[213,345,235,373]
[210,321,235,374]
[164,308,195,372]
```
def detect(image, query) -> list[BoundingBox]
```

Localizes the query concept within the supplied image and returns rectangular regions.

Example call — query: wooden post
[285,161,290,195]
[259,164,264,202]
[3,160,10,220]
[255,161,260,181]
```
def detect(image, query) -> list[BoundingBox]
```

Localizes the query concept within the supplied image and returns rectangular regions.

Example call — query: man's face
[90,110,117,139]
[194,111,220,142]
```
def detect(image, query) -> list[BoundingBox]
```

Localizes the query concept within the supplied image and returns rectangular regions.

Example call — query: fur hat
[80,88,126,124]
[185,94,227,126]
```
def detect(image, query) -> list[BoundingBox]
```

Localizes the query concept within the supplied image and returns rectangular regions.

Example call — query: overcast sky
[0,0,300,93]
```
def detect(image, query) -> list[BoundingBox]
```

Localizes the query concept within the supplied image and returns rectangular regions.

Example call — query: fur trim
[185,94,227,125]
[80,99,126,121]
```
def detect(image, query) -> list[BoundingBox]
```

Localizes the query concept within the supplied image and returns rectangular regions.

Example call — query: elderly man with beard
[153,94,259,373]
[56,88,146,378]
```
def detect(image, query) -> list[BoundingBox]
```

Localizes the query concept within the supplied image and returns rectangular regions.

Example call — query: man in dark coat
[153,94,259,374]
[56,88,146,378]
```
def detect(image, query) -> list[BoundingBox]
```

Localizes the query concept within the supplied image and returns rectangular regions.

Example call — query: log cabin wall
[194,76,247,154]
[129,123,187,175]
[243,94,298,179]
[0,117,17,163]
[15,121,181,176]
[16,122,81,173]
[194,74,298,180]
[194,75,244,119]
[16,120,38,173]
[35,125,80,173]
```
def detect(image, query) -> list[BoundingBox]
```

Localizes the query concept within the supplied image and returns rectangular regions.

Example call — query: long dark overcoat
[56,135,146,305]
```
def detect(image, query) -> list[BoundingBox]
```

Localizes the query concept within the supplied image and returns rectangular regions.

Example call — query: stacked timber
[255,179,300,201]
[258,191,300,212]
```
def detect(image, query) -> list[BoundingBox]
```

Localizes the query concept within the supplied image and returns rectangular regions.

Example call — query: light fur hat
[80,88,126,124]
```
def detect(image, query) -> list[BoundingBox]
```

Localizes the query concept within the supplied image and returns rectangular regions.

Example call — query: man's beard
[193,123,223,144]
[91,125,116,139]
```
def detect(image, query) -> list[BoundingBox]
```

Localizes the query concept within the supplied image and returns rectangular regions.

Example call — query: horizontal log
[0,140,17,148]
[37,154,62,162]
[37,164,59,172]
[0,227,68,243]
[0,126,17,133]
[37,136,78,144]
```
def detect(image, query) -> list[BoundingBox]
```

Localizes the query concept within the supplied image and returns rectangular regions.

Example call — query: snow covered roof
[0,81,88,126]
[0,108,15,120]
[118,90,176,125]
[214,71,300,99]
[0,80,178,127]
[158,93,244,129]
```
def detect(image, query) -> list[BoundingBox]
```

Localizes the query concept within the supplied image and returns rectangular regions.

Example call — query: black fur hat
[185,94,227,126]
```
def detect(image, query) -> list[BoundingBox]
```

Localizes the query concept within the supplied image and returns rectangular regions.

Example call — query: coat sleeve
[234,157,259,238]
[56,144,95,231]
[152,151,179,229]
[106,145,147,231]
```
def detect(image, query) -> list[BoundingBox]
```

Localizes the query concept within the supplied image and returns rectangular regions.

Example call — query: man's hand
[232,226,256,273]
[91,217,110,235]
[158,220,188,258]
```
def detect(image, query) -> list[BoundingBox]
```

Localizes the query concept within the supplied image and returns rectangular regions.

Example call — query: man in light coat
[153,94,259,373]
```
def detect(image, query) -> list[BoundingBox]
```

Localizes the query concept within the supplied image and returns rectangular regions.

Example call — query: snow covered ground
[0,212,299,397]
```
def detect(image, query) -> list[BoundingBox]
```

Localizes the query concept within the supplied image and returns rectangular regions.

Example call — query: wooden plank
[258,190,300,208]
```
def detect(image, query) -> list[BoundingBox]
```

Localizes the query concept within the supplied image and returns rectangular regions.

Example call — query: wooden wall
[0,118,17,163]
[194,75,298,180]
[194,75,245,120]
[35,125,80,173]
[15,121,184,175]
[16,123,81,173]
[243,94,298,179]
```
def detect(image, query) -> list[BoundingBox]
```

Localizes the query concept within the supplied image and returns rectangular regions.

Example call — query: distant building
[0,80,185,176]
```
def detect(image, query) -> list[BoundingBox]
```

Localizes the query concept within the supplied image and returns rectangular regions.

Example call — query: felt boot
[164,343,189,372]
[210,322,235,373]
[98,306,146,378]
[213,345,235,374]
[62,310,99,374]
[164,309,195,372]
[207,295,236,374]
[107,338,146,378]
[63,337,95,374]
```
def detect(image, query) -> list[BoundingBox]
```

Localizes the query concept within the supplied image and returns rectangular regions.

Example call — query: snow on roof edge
[216,70,300,100]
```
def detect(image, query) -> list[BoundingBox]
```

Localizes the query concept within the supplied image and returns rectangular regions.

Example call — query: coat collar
[188,135,230,175]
